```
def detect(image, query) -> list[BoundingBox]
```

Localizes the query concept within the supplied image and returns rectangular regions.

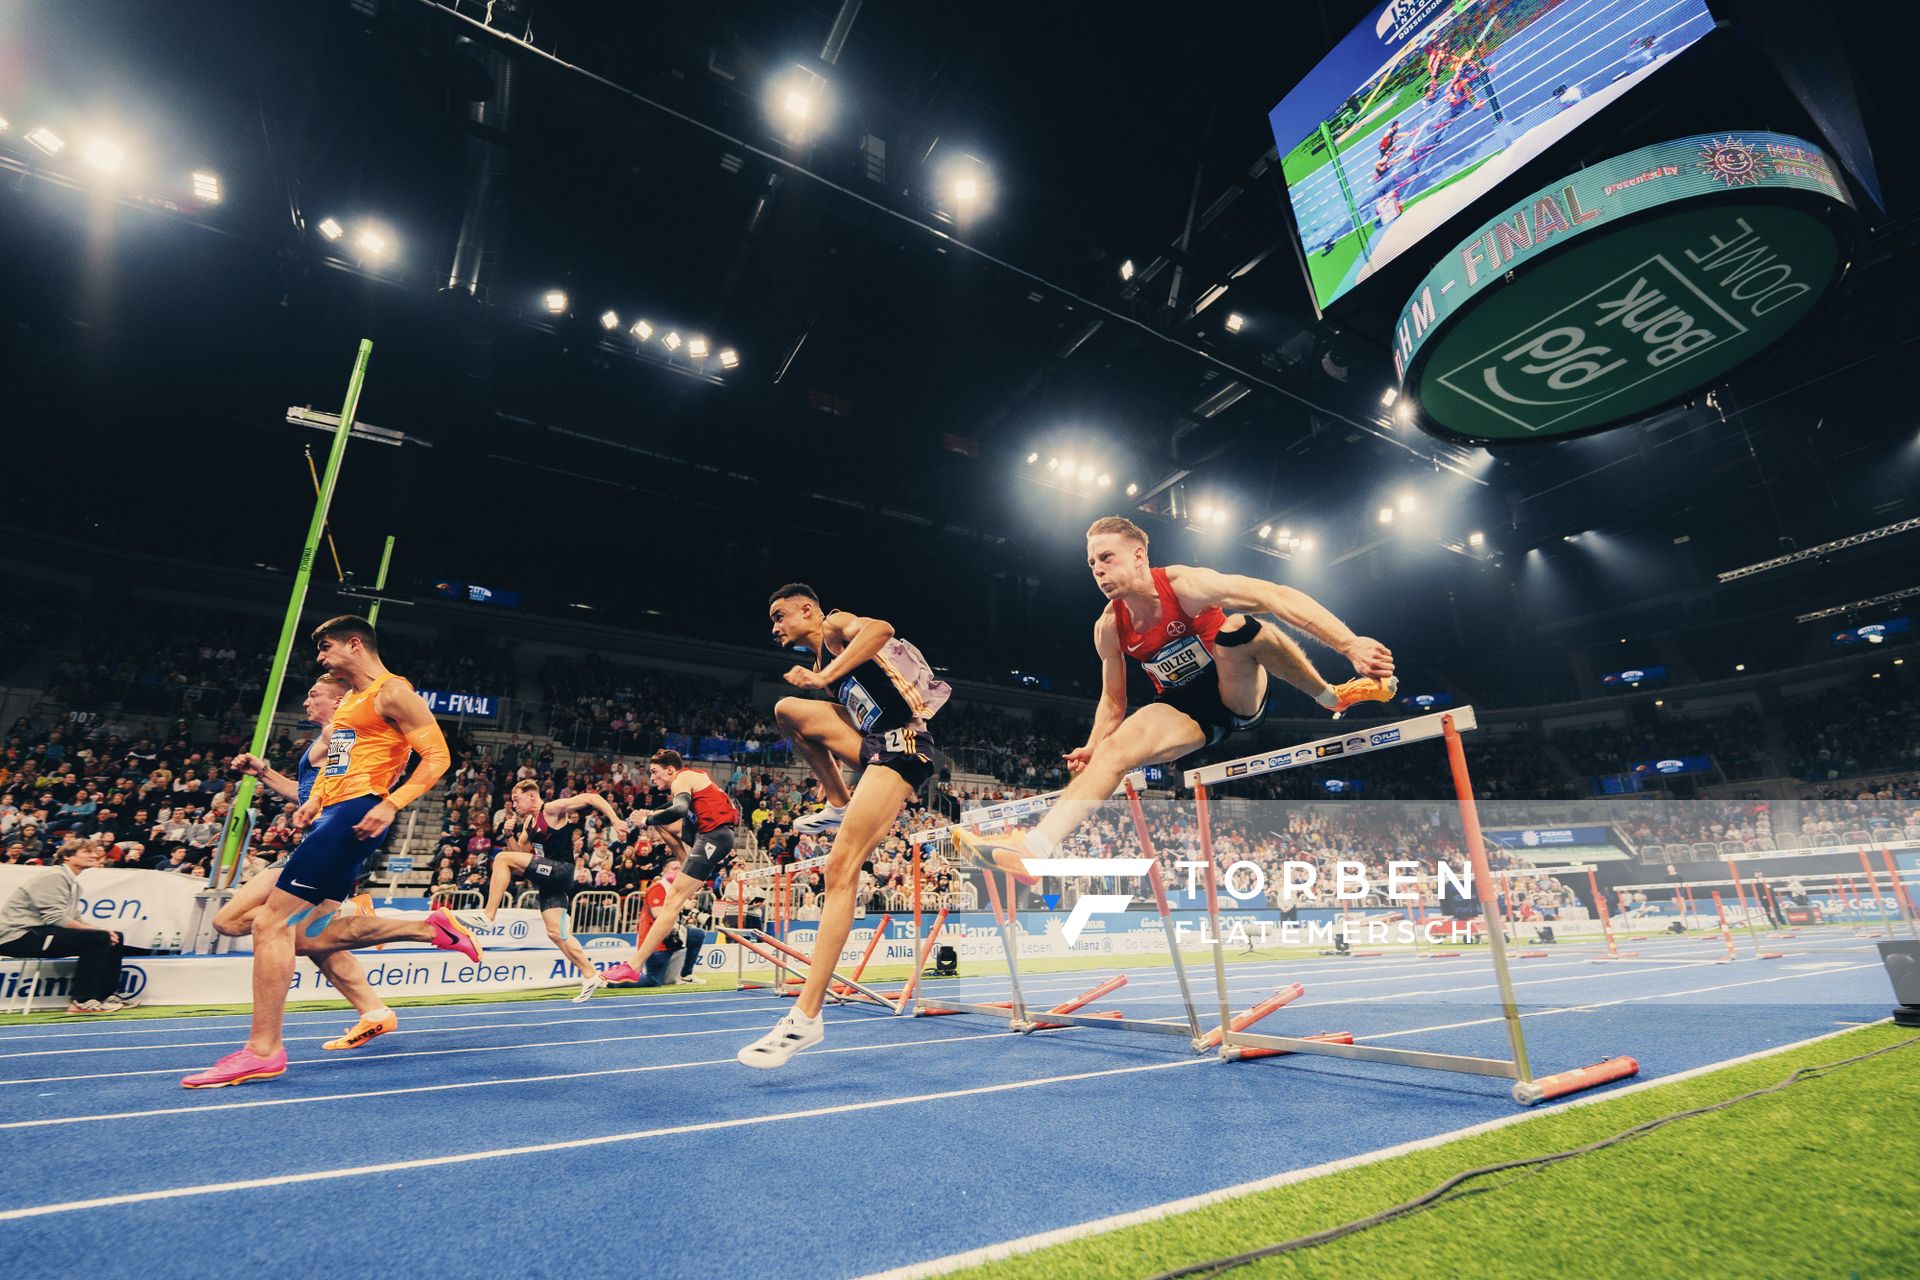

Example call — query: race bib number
[1142,634,1212,689]
[839,677,882,731]
[323,727,358,776]
[882,727,914,754]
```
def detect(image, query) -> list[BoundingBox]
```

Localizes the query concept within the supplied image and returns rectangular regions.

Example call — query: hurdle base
[1224,1028,1521,1080]
[1227,1031,1354,1062]
[1511,1055,1640,1106]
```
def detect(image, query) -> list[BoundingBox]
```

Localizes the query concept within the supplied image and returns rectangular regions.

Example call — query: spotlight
[1276,527,1292,542]
[84,139,125,172]
[688,336,710,359]
[1078,464,1094,483]
[938,154,990,215]
[770,66,829,142]
[1120,259,1135,281]
[1898,659,1907,666]
[356,226,392,259]
[26,126,65,155]
[1059,457,1075,477]
[317,217,344,241]
[1225,312,1246,333]
[954,176,979,202]
[1378,507,1394,525]
[1212,508,1227,526]
[0,115,9,132]
[543,290,568,315]
[1258,524,1272,539]
[1047,457,1060,472]
[1197,503,1213,521]
[1397,492,1416,514]
[630,319,653,341]
[1468,531,1485,547]
[1874,672,1883,679]
[191,171,221,203]
[1734,663,1746,673]
[1381,388,1399,407]
[718,348,740,369]
[785,90,811,120]
[600,310,620,330]
[1124,482,1138,496]
[1026,452,1039,464]
[1299,536,1317,552]
[1097,473,1111,487]
[662,331,682,351]
[1655,698,1665,706]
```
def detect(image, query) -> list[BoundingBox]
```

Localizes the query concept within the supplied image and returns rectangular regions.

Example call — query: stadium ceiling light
[1654,698,1665,706]
[542,289,569,315]
[1026,452,1039,464]
[630,319,653,341]
[1734,663,1746,672]
[317,216,343,240]
[1378,507,1394,525]
[1397,492,1417,513]
[785,89,811,120]
[1097,473,1111,487]
[1059,456,1075,476]
[1277,527,1292,542]
[1119,259,1134,281]
[770,64,829,142]
[662,331,682,351]
[1197,502,1214,521]
[84,138,124,172]
[1047,457,1060,472]
[938,153,991,215]
[1212,508,1228,526]
[600,310,620,330]
[1224,312,1246,333]
[718,348,740,369]
[1381,388,1398,407]
[0,115,10,132]
[1468,530,1485,547]
[356,226,392,259]
[1125,482,1138,496]
[1077,464,1095,483]
[688,336,710,358]
[27,126,65,154]
[191,170,221,202]
[1258,524,1272,538]
[1299,536,1316,552]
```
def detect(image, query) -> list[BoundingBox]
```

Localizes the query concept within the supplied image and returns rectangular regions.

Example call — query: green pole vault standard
[214,340,374,887]
[367,535,396,627]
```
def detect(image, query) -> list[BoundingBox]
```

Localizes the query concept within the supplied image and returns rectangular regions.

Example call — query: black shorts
[527,855,579,913]
[861,728,938,789]
[1158,675,1267,747]
[680,826,737,882]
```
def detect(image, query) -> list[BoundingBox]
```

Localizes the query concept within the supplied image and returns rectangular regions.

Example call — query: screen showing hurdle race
[1270,0,1717,312]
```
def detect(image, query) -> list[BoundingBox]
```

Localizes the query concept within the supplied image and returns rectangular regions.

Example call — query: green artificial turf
[944,1022,1920,1280]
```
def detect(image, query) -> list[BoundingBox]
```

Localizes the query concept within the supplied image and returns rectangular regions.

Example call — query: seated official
[0,841,138,1014]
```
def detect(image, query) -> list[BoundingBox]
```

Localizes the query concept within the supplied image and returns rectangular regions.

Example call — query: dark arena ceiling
[3,0,1917,702]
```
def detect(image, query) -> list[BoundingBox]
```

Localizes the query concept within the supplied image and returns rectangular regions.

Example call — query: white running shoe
[676,974,698,985]
[792,804,846,836]
[736,1011,823,1069]
[572,971,607,1004]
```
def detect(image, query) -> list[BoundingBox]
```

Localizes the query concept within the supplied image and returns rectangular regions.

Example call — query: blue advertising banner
[1631,755,1713,777]
[1485,824,1614,850]
[1831,616,1909,647]
[1601,665,1667,687]
[1400,692,1454,709]
[418,690,500,720]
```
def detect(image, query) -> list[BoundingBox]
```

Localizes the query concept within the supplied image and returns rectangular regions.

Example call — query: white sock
[1026,830,1058,857]
[366,1006,393,1021]
[791,1007,822,1024]
[1315,685,1340,708]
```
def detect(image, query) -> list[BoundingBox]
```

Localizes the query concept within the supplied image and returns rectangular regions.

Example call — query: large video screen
[1270,0,1717,312]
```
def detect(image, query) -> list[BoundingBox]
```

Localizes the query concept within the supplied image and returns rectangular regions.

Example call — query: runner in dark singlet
[485,779,630,1002]
[952,515,1397,882]
[736,584,951,1068]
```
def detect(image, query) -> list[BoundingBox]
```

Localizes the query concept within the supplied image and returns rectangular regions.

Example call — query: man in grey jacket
[0,841,135,1014]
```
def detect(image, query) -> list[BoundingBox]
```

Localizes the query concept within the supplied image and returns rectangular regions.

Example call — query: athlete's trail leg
[1027,704,1207,851]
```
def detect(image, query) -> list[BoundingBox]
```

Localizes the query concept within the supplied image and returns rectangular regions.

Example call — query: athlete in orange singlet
[182,615,478,1088]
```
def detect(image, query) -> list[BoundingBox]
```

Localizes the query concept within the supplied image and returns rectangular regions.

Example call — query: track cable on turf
[1145,1033,1920,1280]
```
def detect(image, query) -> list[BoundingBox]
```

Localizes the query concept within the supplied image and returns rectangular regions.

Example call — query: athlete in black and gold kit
[485,780,630,1002]
[737,583,952,1068]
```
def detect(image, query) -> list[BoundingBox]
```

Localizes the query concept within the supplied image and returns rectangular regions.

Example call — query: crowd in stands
[1786,690,1920,781]
[1552,707,1771,782]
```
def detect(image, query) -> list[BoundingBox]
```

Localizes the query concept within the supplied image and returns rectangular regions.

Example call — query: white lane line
[0,1058,1207,1220]
[855,1018,1895,1280]
[0,1003,796,1060]
[0,1031,1010,1130]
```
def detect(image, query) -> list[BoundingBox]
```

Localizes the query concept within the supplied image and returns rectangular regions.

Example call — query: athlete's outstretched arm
[545,791,629,841]
[783,610,894,691]
[1066,612,1129,775]
[359,683,452,839]
[1167,564,1393,677]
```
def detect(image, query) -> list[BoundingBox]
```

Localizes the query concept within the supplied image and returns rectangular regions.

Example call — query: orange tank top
[312,673,415,809]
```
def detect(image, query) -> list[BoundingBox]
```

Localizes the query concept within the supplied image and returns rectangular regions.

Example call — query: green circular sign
[1391,134,1856,445]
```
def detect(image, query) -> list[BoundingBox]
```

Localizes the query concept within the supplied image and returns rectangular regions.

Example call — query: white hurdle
[911,770,1211,1043]
[1183,707,1639,1106]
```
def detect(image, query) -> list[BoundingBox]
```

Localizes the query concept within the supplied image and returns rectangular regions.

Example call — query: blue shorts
[279,794,389,905]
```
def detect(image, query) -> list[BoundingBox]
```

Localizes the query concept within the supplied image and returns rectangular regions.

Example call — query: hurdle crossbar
[715,927,897,1011]
[1191,706,1637,1105]
[1182,707,1477,789]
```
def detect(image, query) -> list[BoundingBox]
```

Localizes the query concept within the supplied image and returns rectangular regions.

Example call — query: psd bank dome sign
[1391,133,1854,444]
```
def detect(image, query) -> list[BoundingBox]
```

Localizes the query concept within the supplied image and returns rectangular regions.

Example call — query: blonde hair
[1086,516,1148,551]
[513,779,542,795]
